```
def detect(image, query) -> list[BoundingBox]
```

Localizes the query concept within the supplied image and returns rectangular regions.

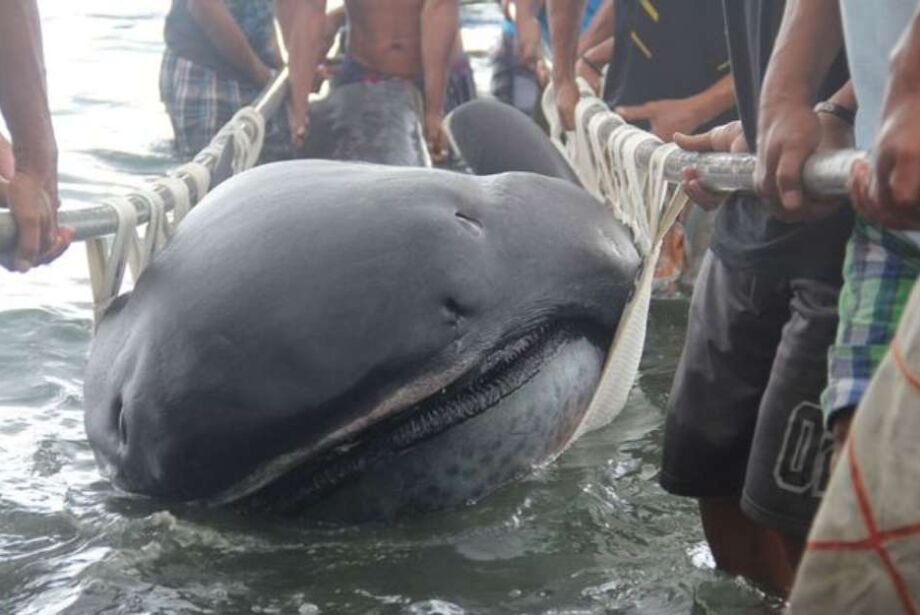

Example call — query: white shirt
[839,0,920,246]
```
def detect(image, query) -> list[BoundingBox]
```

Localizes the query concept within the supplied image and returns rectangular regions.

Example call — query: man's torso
[345,0,425,79]
[164,0,276,83]
[602,0,732,133]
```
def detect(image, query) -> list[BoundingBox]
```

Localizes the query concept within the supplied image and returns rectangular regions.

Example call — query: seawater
[0,2,782,613]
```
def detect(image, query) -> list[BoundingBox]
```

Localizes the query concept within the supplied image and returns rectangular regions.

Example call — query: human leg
[661,251,795,590]
[737,276,841,591]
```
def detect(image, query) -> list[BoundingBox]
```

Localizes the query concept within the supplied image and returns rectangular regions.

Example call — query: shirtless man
[304,0,460,160]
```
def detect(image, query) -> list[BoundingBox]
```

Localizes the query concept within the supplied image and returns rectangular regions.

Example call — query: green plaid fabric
[823,217,920,425]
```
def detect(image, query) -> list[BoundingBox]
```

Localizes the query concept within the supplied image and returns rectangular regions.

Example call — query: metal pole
[578,101,865,198]
[0,67,290,252]
[0,73,862,253]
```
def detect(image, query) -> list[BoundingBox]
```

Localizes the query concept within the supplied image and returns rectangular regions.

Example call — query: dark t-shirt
[164,0,277,84]
[603,0,735,133]
[710,0,853,282]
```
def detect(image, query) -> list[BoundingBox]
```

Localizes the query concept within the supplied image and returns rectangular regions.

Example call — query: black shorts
[660,252,839,537]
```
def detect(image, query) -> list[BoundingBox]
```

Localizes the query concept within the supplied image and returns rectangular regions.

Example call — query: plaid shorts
[159,49,289,160]
[822,218,920,425]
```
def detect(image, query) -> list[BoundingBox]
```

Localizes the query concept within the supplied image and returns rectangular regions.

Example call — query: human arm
[0,1,71,272]
[677,87,853,212]
[323,5,347,58]
[276,0,327,147]
[547,0,586,130]
[615,73,736,142]
[755,0,847,219]
[186,0,275,87]
[421,0,460,161]
[849,5,920,229]
[515,0,545,78]
[0,134,13,181]
[673,121,749,210]
[577,0,614,56]
[576,36,613,94]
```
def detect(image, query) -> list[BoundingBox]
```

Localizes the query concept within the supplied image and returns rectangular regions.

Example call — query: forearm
[827,80,857,109]
[514,0,544,26]
[686,74,736,126]
[578,0,614,56]
[0,1,55,178]
[187,0,270,84]
[582,37,613,69]
[548,0,585,83]
[889,5,920,95]
[421,0,460,116]
[276,0,326,108]
[761,0,844,110]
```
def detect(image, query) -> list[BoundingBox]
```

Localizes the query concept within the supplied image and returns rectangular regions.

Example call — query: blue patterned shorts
[823,218,920,425]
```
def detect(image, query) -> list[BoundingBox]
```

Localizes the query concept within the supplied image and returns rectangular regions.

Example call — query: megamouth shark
[84,83,640,521]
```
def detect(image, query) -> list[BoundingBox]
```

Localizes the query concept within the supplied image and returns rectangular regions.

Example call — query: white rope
[85,104,267,322]
[126,189,167,280]
[157,174,192,227]
[543,83,691,438]
[86,197,137,325]
[177,160,212,206]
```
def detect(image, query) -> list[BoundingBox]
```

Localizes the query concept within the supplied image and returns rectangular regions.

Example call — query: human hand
[576,57,603,94]
[516,15,543,74]
[554,77,579,131]
[2,170,72,273]
[756,102,846,222]
[425,111,449,163]
[615,97,705,143]
[674,121,747,210]
[321,10,345,59]
[849,91,920,229]
[251,59,274,89]
[286,96,309,149]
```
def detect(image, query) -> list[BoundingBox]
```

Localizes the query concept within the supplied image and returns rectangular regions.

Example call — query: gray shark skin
[83,160,639,520]
[445,99,582,185]
[299,80,429,167]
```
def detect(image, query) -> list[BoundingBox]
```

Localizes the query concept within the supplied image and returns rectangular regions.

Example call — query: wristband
[580,55,604,77]
[814,101,856,127]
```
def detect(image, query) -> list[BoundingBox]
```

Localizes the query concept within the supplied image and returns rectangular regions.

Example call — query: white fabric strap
[543,82,694,438]
[157,174,192,227]
[127,189,167,280]
[86,197,138,325]
[84,102,267,323]
[195,105,266,176]
[228,107,266,174]
[178,160,212,206]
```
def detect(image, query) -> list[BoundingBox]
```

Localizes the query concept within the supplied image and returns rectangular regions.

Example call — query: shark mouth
[242,319,609,513]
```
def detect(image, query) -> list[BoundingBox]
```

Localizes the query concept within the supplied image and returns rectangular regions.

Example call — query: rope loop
[86,197,138,325]
[128,189,167,280]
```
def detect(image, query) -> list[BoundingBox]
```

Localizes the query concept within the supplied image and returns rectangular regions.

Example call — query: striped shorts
[823,218,920,425]
[159,49,289,160]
